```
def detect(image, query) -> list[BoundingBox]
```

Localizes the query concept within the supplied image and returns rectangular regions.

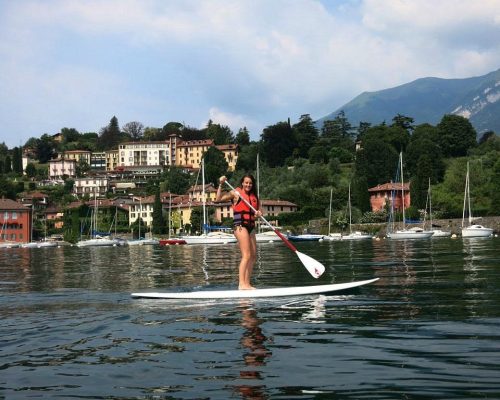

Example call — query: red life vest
[233,189,259,228]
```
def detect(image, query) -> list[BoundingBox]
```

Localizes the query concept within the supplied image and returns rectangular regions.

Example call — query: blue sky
[1,0,499,148]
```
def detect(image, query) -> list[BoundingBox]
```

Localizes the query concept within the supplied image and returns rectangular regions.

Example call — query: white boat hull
[76,238,118,247]
[342,232,372,241]
[387,230,434,240]
[21,241,58,248]
[127,239,159,246]
[462,225,493,238]
[288,234,324,242]
[0,242,19,248]
[181,234,237,245]
[431,229,452,238]
[255,232,279,243]
[323,233,342,241]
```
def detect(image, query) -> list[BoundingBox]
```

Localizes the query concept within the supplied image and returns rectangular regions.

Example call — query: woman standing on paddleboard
[216,174,262,290]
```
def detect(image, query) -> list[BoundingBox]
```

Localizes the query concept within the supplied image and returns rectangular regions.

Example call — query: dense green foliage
[0,110,498,237]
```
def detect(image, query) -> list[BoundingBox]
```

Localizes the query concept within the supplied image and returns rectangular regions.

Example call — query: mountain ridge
[316,68,500,136]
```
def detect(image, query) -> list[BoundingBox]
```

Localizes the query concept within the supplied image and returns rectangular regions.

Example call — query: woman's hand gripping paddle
[224,180,325,278]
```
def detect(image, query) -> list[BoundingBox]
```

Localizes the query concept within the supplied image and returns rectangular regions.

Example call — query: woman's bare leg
[234,227,255,289]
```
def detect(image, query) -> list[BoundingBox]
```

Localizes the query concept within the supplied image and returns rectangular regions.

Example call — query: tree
[36,134,56,163]
[76,159,90,177]
[235,143,259,171]
[411,123,439,144]
[356,121,372,139]
[293,114,319,158]
[143,127,162,141]
[405,138,445,182]
[25,163,37,178]
[206,121,234,145]
[354,139,399,187]
[12,147,23,174]
[0,142,8,158]
[362,124,410,153]
[235,127,250,146]
[162,166,191,194]
[97,116,121,150]
[0,176,16,199]
[478,130,495,145]
[189,207,203,234]
[437,114,477,157]
[152,188,165,234]
[204,147,229,185]
[180,126,207,141]
[308,145,329,164]
[321,111,355,154]
[410,154,434,210]
[260,121,297,167]
[3,155,12,173]
[489,158,500,215]
[391,114,414,133]
[122,121,144,141]
[61,128,80,144]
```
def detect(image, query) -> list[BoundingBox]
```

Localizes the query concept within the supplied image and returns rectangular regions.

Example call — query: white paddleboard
[131,278,378,299]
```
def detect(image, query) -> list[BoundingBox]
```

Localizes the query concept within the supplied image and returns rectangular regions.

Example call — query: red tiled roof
[0,198,30,210]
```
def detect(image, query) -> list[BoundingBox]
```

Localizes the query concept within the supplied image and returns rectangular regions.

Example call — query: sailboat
[159,193,186,245]
[387,152,434,240]
[425,178,451,238]
[76,193,117,247]
[342,184,372,240]
[181,158,237,245]
[322,188,341,241]
[22,211,58,248]
[128,198,159,246]
[461,161,493,238]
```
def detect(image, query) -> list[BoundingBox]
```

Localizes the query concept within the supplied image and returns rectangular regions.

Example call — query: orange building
[0,198,32,244]
[368,182,410,212]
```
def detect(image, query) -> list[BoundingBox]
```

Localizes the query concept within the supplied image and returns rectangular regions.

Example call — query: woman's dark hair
[240,174,258,198]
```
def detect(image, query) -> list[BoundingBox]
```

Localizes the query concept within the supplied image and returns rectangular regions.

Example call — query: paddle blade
[296,251,325,278]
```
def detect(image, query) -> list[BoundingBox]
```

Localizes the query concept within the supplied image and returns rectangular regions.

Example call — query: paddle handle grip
[223,180,297,252]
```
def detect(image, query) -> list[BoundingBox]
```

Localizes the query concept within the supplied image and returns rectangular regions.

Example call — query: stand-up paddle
[224,180,325,278]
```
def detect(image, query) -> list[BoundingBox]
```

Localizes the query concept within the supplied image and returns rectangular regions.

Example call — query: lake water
[1,237,500,399]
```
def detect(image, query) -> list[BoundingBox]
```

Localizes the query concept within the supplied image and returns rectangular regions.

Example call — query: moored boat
[461,162,493,238]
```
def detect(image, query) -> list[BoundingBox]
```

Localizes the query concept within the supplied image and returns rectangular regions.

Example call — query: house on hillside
[177,139,213,169]
[48,158,77,179]
[368,182,410,212]
[215,144,239,171]
[73,177,109,197]
[0,198,32,244]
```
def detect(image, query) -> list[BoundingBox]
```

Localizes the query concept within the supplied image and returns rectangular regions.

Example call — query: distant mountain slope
[316,68,500,136]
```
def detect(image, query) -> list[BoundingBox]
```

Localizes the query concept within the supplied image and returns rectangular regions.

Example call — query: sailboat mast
[168,193,172,239]
[400,153,406,228]
[348,184,352,234]
[201,157,206,235]
[467,162,472,225]
[328,188,333,236]
[428,178,432,230]
[257,153,261,233]
[462,162,469,228]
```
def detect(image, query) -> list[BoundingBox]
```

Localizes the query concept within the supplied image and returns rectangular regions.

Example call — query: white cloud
[0,0,499,146]
[206,107,258,134]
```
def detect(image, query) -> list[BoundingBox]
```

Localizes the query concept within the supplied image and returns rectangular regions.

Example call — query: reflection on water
[235,301,272,399]
[1,238,500,399]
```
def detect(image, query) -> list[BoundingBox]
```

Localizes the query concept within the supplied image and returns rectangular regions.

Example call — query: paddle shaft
[223,181,297,252]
